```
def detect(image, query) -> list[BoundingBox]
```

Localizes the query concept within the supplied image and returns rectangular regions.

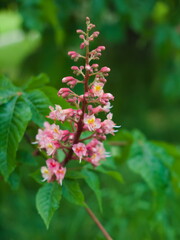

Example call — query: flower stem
[85,205,113,240]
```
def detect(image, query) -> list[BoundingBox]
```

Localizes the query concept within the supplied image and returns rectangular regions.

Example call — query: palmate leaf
[36,182,62,228]
[0,97,32,179]
[0,75,19,104]
[128,131,171,191]
[23,73,50,90]
[23,89,51,127]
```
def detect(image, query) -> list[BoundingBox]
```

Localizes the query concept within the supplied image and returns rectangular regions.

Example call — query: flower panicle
[35,17,120,185]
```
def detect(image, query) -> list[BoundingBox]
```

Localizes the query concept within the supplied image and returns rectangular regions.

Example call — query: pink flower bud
[67,97,77,103]
[78,94,84,102]
[80,66,84,70]
[93,31,100,37]
[71,66,79,71]
[86,17,90,24]
[88,105,104,114]
[68,51,80,61]
[76,29,83,34]
[100,67,111,73]
[85,64,92,71]
[77,109,82,115]
[79,34,84,39]
[92,64,99,68]
[99,78,107,83]
[62,76,75,83]
[97,46,106,51]
[61,130,70,141]
[80,42,85,49]
[58,88,72,97]
[99,93,114,104]
[67,80,78,88]
[68,51,76,56]
[104,93,114,100]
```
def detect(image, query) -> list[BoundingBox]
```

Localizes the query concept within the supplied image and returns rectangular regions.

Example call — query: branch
[108,141,129,146]
[85,205,113,240]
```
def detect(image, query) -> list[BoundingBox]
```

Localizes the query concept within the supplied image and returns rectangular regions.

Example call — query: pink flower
[86,139,106,166]
[41,166,53,182]
[45,140,60,156]
[36,123,60,155]
[49,124,62,140]
[101,113,120,135]
[35,122,56,149]
[84,114,101,131]
[72,143,87,162]
[46,159,60,173]
[48,105,66,121]
[41,159,66,185]
[55,167,66,185]
[91,82,104,97]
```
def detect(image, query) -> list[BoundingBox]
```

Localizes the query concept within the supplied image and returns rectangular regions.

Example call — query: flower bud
[100,67,111,73]
[76,29,83,34]
[58,88,72,97]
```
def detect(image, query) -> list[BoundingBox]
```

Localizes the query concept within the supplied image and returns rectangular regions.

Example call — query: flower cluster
[41,159,66,185]
[35,17,120,185]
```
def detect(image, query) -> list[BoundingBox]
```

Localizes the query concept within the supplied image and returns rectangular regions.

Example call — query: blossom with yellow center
[84,114,101,131]
[91,82,104,96]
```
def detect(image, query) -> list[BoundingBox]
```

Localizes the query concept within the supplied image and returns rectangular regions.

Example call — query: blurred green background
[0,0,180,239]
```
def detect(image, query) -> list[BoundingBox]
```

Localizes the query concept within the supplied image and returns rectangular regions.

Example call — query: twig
[79,133,95,142]
[108,141,129,146]
[85,205,113,240]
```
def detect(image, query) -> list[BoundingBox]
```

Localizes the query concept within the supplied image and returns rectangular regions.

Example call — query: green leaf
[128,140,170,192]
[65,170,84,180]
[62,180,85,206]
[23,89,50,126]
[30,169,43,184]
[96,167,123,183]
[8,171,20,190]
[0,75,19,104]
[23,73,49,90]
[36,182,62,228]
[0,97,32,179]
[152,140,180,161]
[82,169,102,212]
